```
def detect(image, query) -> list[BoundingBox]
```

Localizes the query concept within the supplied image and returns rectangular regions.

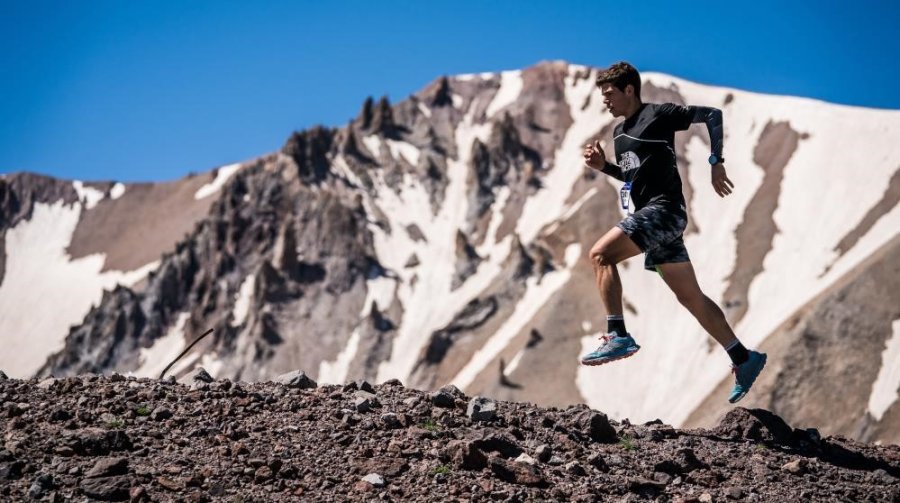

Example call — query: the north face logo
[620,151,641,170]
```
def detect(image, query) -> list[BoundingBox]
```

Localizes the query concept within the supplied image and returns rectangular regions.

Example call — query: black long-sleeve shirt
[601,103,723,210]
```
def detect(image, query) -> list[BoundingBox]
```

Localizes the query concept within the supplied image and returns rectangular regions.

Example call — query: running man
[580,61,766,403]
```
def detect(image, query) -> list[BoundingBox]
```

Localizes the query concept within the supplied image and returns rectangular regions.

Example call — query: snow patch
[485,70,523,118]
[72,181,105,209]
[194,163,241,200]
[0,202,157,377]
[476,186,511,256]
[318,272,396,385]
[385,139,421,166]
[362,135,383,158]
[109,183,126,200]
[505,349,525,376]
[868,319,900,421]
[318,329,361,385]
[375,106,508,383]
[417,102,432,118]
[517,66,612,244]
[133,313,189,378]
[231,274,254,327]
[451,243,581,390]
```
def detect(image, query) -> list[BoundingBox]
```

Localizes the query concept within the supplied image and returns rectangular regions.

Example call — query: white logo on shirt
[620,151,641,170]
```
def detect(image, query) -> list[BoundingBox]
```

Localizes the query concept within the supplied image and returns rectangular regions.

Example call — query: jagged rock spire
[429,76,453,107]
[281,126,336,184]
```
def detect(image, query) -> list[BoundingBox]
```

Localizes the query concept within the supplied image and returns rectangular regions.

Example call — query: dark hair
[596,61,641,99]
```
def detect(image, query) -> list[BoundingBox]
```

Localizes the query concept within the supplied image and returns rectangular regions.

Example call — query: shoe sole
[729,353,767,403]
[580,346,641,366]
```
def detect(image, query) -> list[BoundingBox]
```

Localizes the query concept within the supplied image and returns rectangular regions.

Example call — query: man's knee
[589,246,619,267]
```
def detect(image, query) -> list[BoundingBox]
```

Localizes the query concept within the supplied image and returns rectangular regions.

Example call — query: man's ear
[625,84,635,98]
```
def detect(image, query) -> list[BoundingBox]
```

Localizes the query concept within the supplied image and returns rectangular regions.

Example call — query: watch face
[708,154,718,164]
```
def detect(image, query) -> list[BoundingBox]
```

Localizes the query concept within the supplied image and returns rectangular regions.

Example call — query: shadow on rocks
[714,407,900,478]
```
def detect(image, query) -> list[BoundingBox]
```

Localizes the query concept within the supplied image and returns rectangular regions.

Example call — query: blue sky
[2,0,898,182]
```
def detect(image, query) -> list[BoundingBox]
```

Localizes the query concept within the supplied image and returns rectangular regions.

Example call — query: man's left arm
[660,103,733,197]
[688,106,733,197]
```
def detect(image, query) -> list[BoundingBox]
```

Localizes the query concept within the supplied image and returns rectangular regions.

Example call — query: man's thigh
[589,227,642,264]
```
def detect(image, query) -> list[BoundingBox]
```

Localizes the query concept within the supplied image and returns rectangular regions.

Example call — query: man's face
[601,83,630,117]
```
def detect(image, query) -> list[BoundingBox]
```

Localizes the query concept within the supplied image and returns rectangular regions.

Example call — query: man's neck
[623,100,643,120]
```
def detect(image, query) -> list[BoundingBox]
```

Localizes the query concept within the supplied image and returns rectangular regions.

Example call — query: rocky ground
[0,369,898,502]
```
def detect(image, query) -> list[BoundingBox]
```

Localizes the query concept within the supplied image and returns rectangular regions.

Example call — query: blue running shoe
[728,350,767,403]
[581,332,640,366]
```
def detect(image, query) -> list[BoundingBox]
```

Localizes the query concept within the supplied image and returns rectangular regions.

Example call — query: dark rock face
[0,376,898,501]
[37,151,378,382]
[0,173,82,286]
[452,230,482,290]
[417,296,498,367]
[281,126,336,184]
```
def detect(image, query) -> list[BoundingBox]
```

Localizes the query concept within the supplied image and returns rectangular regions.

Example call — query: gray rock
[79,475,130,501]
[430,390,456,408]
[355,380,375,393]
[442,440,487,470]
[439,384,466,398]
[354,397,373,413]
[380,413,402,429]
[150,407,173,421]
[0,460,24,480]
[515,453,537,465]
[726,486,744,499]
[86,457,128,478]
[565,461,586,476]
[28,473,53,499]
[189,367,214,384]
[362,473,385,487]
[274,370,317,389]
[782,458,807,474]
[0,370,7,380]
[489,457,548,487]
[574,409,618,443]
[628,476,666,491]
[653,471,673,485]
[355,390,380,405]
[535,444,552,463]
[37,378,57,390]
[67,428,133,455]
[466,396,496,422]
[587,452,608,471]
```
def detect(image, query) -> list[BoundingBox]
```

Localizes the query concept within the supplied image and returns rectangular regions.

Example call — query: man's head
[596,61,641,117]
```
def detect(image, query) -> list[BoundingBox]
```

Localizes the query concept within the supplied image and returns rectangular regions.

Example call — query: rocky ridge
[1,372,897,502]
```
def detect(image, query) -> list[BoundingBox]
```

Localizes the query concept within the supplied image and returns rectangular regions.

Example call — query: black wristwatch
[708,154,724,165]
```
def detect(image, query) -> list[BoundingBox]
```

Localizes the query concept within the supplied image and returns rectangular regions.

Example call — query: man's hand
[583,140,606,170]
[711,163,734,197]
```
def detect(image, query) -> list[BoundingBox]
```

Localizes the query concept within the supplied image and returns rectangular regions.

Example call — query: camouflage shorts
[616,202,690,272]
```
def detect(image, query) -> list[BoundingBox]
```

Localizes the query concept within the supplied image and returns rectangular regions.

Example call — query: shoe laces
[592,334,614,351]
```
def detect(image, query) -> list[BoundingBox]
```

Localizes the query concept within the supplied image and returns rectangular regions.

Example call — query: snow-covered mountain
[2,61,898,444]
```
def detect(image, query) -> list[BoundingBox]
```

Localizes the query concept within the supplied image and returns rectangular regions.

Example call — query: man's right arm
[583,140,624,180]
[600,161,625,181]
